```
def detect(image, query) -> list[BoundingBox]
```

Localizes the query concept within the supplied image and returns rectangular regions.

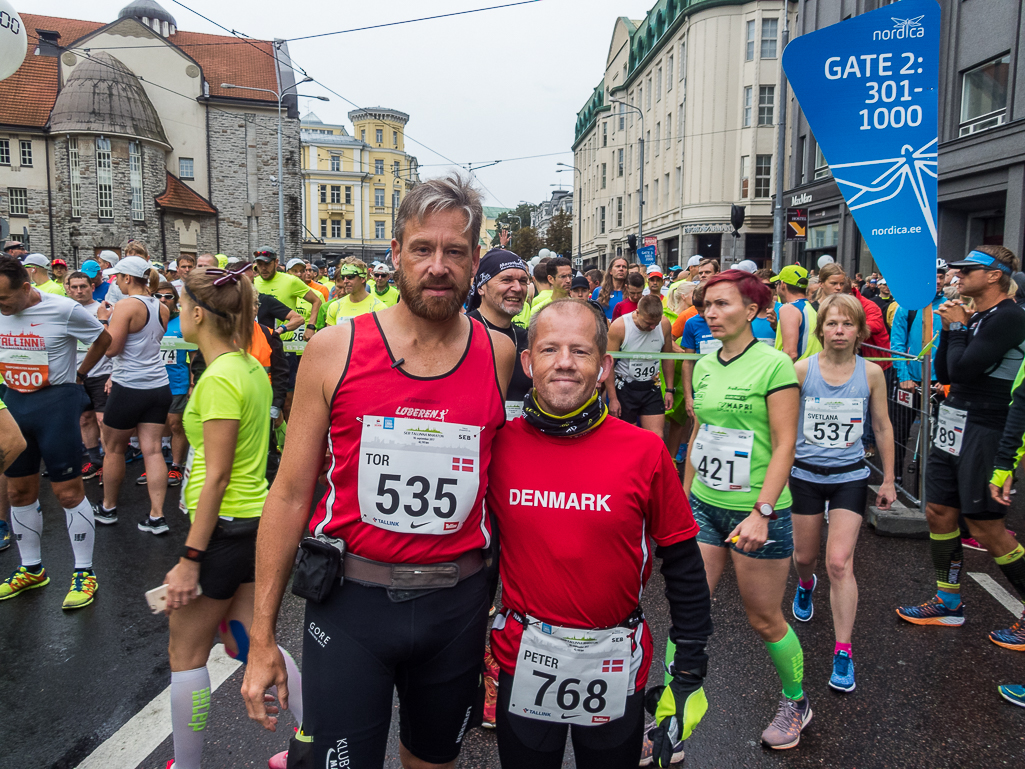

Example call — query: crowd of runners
[0,174,1023,769]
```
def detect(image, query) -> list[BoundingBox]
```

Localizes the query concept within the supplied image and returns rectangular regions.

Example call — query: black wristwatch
[181,546,205,563]
[76,370,86,384]
[305,323,316,331]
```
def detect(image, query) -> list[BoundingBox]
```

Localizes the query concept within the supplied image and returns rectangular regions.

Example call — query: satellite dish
[0,2,26,82]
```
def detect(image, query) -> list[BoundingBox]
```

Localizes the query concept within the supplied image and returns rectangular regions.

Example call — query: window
[616,197,623,227]
[97,137,113,219]
[603,122,608,147]
[739,155,749,198]
[129,141,144,221]
[179,157,194,180]
[19,140,31,166]
[761,19,778,58]
[360,129,366,142]
[809,223,839,250]
[601,163,606,189]
[758,86,774,125]
[667,55,673,91]
[679,41,686,81]
[618,148,624,177]
[599,206,606,234]
[393,161,400,176]
[655,123,661,156]
[664,173,670,206]
[376,128,383,144]
[656,67,662,102]
[0,139,8,165]
[375,221,385,239]
[330,185,341,204]
[375,159,384,175]
[69,138,81,218]
[745,20,755,61]
[375,188,385,207]
[330,155,340,172]
[345,186,352,204]
[393,130,398,146]
[319,185,327,204]
[393,190,400,209]
[331,219,341,238]
[645,131,650,161]
[653,179,659,211]
[814,143,831,179]
[320,219,327,238]
[755,154,771,197]
[619,103,625,131]
[960,55,1010,136]
[7,187,27,216]
[345,220,352,238]
[743,86,752,127]
[666,113,672,150]
[646,78,652,109]
[628,144,633,170]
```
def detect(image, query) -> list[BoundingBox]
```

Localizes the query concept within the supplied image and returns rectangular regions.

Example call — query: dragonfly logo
[873,15,925,41]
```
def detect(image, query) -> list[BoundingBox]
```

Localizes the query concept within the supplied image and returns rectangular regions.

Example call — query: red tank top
[309,313,505,563]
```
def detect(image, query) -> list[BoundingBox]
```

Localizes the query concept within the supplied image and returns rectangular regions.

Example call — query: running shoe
[793,575,816,622]
[896,596,965,626]
[0,519,10,551]
[81,461,101,480]
[829,651,856,692]
[62,570,97,610]
[268,752,287,769]
[136,472,148,485]
[138,516,169,535]
[94,505,117,525]
[639,717,685,766]
[167,467,183,487]
[124,445,143,464]
[998,685,1025,708]
[989,611,1025,651]
[482,646,499,728]
[961,536,985,552]
[0,565,49,600]
[760,695,812,750]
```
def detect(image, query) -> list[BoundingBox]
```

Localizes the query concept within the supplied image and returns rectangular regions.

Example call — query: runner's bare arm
[866,361,897,509]
[606,319,625,414]
[78,330,111,375]
[793,357,810,389]
[779,304,801,361]
[487,329,516,401]
[0,408,26,475]
[760,385,799,507]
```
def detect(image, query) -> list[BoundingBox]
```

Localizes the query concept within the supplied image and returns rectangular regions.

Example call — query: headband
[184,283,230,318]
[467,249,529,311]
[965,250,1012,274]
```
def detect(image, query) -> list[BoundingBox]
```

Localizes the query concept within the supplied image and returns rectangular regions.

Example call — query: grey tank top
[111,295,170,389]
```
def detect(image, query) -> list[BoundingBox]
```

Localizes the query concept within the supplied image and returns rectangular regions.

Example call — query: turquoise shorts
[689,493,794,559]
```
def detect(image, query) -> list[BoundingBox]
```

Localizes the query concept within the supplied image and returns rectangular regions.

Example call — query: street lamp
[556,163,583,266]
[608,99,645,248]
[221,76,329,259]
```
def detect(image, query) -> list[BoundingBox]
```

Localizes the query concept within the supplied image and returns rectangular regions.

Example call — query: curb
[866,485,929,538]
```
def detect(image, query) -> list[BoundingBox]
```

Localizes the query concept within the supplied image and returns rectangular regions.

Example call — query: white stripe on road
[76,645,241,769]
[968,572,1024,617]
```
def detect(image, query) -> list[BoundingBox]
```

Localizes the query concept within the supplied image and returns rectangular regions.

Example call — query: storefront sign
[783,0,939,310]
[790,193,813,207]
[643,235,658,248]
[682,223,732,234]
[786,209,808,242]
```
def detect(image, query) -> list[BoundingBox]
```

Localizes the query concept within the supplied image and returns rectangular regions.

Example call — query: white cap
[817,254,835,269]
[687,255,702,267]
[285,258,307,272]
[168,260,178,271]
[735,260,758,273]
[103,256,152,279]
[97,250,120,267]
[22,253,49,268]
[226,256,241,266]
[646,264,664,277]
[878,278,887,285]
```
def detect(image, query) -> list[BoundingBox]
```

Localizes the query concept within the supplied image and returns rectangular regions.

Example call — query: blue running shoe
[829,651,855,692]
[793,575,816,622]
[124,445,143,464]
[990,612,1025,651]
[675,443,687,463]
[0,519,10,551]
[998,685,1025,708]
[896,596,965,626]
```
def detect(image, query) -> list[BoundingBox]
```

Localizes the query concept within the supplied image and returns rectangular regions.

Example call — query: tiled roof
[156,172,217,215]
[2,13,279,130]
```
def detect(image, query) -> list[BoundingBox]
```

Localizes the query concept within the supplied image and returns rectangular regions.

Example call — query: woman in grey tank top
[788,294,896,695]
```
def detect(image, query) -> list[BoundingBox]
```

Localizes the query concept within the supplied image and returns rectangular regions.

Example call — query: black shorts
[199,518,259,600]
[301,568,489,766]
[4,383,90,481]
[82,375,109,413]
[286,352,299,392]
[616,380,664,423]
[789,473,871,516]
[926,419,1005,520]
[103,382,172,430]
[496,670,645,769]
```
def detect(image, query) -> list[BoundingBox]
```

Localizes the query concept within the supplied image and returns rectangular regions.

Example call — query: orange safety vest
[248,322,274,382]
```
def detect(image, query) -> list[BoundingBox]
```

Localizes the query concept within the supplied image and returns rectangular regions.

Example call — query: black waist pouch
[291,537,345,603]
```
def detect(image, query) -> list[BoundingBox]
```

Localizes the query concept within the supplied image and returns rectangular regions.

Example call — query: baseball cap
[3,240,25,252]
[947,250,1012,274]
[869,278,877,284]
[372,263,390,275]
[253,246,277,261]
[80,260,101,278]
[168,260,178,271]
[285,258,307,272]
[936,258,948,272]
[687,255,702,268]
[52,258,67,267]
[770,264,810,288]
[878,278,887,286]
[23,253,50,268]
[97,250,119,267]
[735,260,758,274]
[668,265,683,274]
[570,275,590,291]
[103,256,153,278]
[646,265,664,278]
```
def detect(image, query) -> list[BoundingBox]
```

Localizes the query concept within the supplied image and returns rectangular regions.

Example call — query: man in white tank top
[607,294,675,437]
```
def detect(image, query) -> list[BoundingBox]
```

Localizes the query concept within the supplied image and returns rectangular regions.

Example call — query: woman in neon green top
[162,266,302,769]
[680,269,810,750]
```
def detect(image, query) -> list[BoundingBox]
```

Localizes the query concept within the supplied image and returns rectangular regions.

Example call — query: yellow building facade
[300,108,419,262]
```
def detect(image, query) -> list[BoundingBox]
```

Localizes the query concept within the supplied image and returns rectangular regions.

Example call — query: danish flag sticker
[451,457,475,472]
[601,659,624,673]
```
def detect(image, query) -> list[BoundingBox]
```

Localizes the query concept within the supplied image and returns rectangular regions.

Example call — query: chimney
[35,30,62,57]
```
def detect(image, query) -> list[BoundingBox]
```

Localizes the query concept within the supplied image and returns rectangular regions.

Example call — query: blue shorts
[689,493,794,559]
[3,383,91,482]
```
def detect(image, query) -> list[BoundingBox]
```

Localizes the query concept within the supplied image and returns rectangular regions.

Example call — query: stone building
[1,2,302,264]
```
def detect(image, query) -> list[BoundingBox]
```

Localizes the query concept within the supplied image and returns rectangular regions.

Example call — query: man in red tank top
[242,175,516,769]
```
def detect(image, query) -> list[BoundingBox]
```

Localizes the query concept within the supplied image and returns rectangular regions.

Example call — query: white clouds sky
[28,0,650,209]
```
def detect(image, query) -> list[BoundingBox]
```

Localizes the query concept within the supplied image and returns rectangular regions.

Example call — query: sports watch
[948,321,965,331]
[756,503,777,520]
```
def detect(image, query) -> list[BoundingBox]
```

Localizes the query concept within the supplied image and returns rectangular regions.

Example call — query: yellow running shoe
[0,565,50,600]
[62,570,97,610]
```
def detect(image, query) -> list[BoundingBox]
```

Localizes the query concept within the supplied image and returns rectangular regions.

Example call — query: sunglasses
[155,293,176,300]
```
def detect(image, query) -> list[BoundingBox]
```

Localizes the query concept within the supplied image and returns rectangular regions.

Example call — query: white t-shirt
[0,292,105,393]
[105,279,125,305]
[76,301,114,378]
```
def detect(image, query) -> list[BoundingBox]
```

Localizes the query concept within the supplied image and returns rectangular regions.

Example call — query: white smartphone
[145,583,202,614]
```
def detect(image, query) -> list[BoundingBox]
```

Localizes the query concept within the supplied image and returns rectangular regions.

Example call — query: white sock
[129,437,140,449]
[170,667,211,769]
[11,502,42,567]
[276,646,304,726]
[64,498,95,570]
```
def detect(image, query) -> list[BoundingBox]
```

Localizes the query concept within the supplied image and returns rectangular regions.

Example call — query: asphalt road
[4,461,1025,769]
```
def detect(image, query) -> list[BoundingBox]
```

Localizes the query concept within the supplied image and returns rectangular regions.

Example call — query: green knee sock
[765,625,804,700]
[665,639,676,685]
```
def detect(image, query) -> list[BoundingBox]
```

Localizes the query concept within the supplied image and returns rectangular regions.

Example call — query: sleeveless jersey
[793,355,870,484]
[309,313,505,563]
[775,298,822,360]
[111,295,169,389]
[615,314,665,383]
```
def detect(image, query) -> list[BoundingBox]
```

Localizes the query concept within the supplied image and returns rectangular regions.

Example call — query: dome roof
[50,52,169,146]
[118,0,177,26]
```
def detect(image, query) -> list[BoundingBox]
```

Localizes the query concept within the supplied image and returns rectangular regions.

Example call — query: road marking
[76,645,241,769]
[969,572,1024,617]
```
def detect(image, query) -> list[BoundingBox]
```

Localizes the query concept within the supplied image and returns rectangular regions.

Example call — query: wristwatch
[948,321,965,331]
[756,503,777,520]
[181,546,205,563]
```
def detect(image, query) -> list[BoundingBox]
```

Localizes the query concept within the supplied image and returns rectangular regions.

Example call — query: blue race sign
[636,245,657,266]
[782,0,939,310]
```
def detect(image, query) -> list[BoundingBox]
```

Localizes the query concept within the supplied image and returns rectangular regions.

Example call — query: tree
[545,210,573,257]
[510,226,543,260]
